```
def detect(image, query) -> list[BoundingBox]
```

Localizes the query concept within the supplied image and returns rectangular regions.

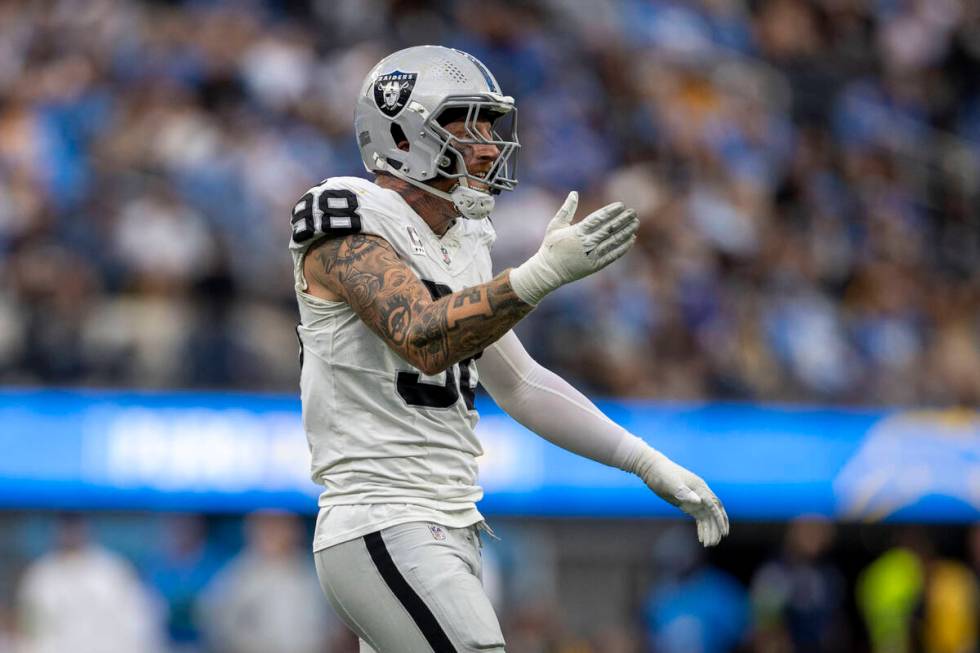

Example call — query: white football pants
[314,521,506,653]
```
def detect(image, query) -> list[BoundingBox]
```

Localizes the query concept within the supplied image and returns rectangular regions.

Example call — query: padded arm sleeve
[477,331,648,471]
[479,332,731,547]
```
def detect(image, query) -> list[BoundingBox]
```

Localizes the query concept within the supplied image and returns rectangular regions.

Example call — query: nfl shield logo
[428,524,447,541]
[374,70,417,118]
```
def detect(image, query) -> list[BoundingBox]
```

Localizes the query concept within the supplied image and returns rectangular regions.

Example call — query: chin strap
[375,158,495,220]
[448,184,495,220]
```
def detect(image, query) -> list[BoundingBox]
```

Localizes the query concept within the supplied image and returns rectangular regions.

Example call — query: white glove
[628,441,729,547]
[509,191,639,305]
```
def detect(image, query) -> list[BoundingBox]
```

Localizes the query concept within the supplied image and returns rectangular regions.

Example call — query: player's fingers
[695,483,729,538]
[707,523,721,547]
[590,216,638,253]
[710,511,724,545]
[589,208,636,241]
[706,514,720,546]
[593,220,637,254]
[691,485,727,544]
[550,191,579,228]
[715,498,730,536]
[602,214,639,239]
[707,504,724,542]
[701,519,715,547]
[580,202,625,233]
[699,509,721,547]
[595,234,637,267]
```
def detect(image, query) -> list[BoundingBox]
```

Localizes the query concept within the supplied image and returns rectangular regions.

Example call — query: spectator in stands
[145,514,224,652]
[15,513,164,653]
[916,525,978,653]
[0,0,977,406]
[750,517,850,653]
[921,554,977,653]
[198,511,341,653]
[856,527,979,653]
[643,526,749,653]
[857,529,928,653]
[0,603,14,653]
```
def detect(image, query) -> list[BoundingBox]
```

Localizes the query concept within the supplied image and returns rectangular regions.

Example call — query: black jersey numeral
[291,188,362,243]
[396,280,481,411]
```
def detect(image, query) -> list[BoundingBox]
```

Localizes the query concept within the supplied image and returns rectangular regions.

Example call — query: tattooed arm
[304,233,532,375]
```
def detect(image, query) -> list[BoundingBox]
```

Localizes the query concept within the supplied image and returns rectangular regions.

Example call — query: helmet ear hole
[390,123,409,151]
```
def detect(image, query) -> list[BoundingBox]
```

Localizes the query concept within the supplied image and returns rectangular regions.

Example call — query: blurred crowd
[1,513,978,653]
[1,0,979,405]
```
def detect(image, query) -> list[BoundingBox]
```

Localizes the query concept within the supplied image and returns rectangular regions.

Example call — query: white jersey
[289,177,496,551]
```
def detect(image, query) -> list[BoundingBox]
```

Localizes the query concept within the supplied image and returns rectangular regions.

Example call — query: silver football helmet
[354,45,519,220]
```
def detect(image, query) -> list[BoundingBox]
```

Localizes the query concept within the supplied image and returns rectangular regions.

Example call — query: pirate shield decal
[373,71,417,118]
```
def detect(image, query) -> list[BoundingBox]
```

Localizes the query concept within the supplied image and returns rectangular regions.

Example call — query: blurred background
[0,0,978,651]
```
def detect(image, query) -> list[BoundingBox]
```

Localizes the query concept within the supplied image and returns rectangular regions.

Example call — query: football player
[290,46,728,653]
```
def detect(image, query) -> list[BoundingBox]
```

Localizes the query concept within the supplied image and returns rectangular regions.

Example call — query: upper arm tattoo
[309,234,533,374]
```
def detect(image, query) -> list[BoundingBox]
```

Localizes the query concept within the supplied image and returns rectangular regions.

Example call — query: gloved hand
[631,444,730,547]
[509,191,638,305]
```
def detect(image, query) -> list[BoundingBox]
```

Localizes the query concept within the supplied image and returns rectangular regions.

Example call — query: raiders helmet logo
[373,71,417,118]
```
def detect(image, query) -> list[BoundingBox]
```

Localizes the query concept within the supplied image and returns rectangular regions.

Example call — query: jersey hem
[312,507,484,552]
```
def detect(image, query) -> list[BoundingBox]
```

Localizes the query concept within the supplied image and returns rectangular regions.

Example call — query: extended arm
[308,234,530,374]
[305,191,638,374]
[478,331,729,546]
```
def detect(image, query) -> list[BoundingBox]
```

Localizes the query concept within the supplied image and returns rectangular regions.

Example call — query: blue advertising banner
[1,389,978,521]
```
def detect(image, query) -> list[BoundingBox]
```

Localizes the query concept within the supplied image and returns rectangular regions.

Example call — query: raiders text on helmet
[354,46,519,220]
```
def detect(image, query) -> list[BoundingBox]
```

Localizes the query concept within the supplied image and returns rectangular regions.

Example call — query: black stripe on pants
[363,531,457,653]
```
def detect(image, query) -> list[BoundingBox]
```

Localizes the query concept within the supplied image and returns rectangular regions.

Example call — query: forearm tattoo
[311,234,533,373]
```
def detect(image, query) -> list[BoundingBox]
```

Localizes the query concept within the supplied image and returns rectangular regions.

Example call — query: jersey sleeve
[289,177,412,257]
[289,177,417,293]
[289,186,361,246]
